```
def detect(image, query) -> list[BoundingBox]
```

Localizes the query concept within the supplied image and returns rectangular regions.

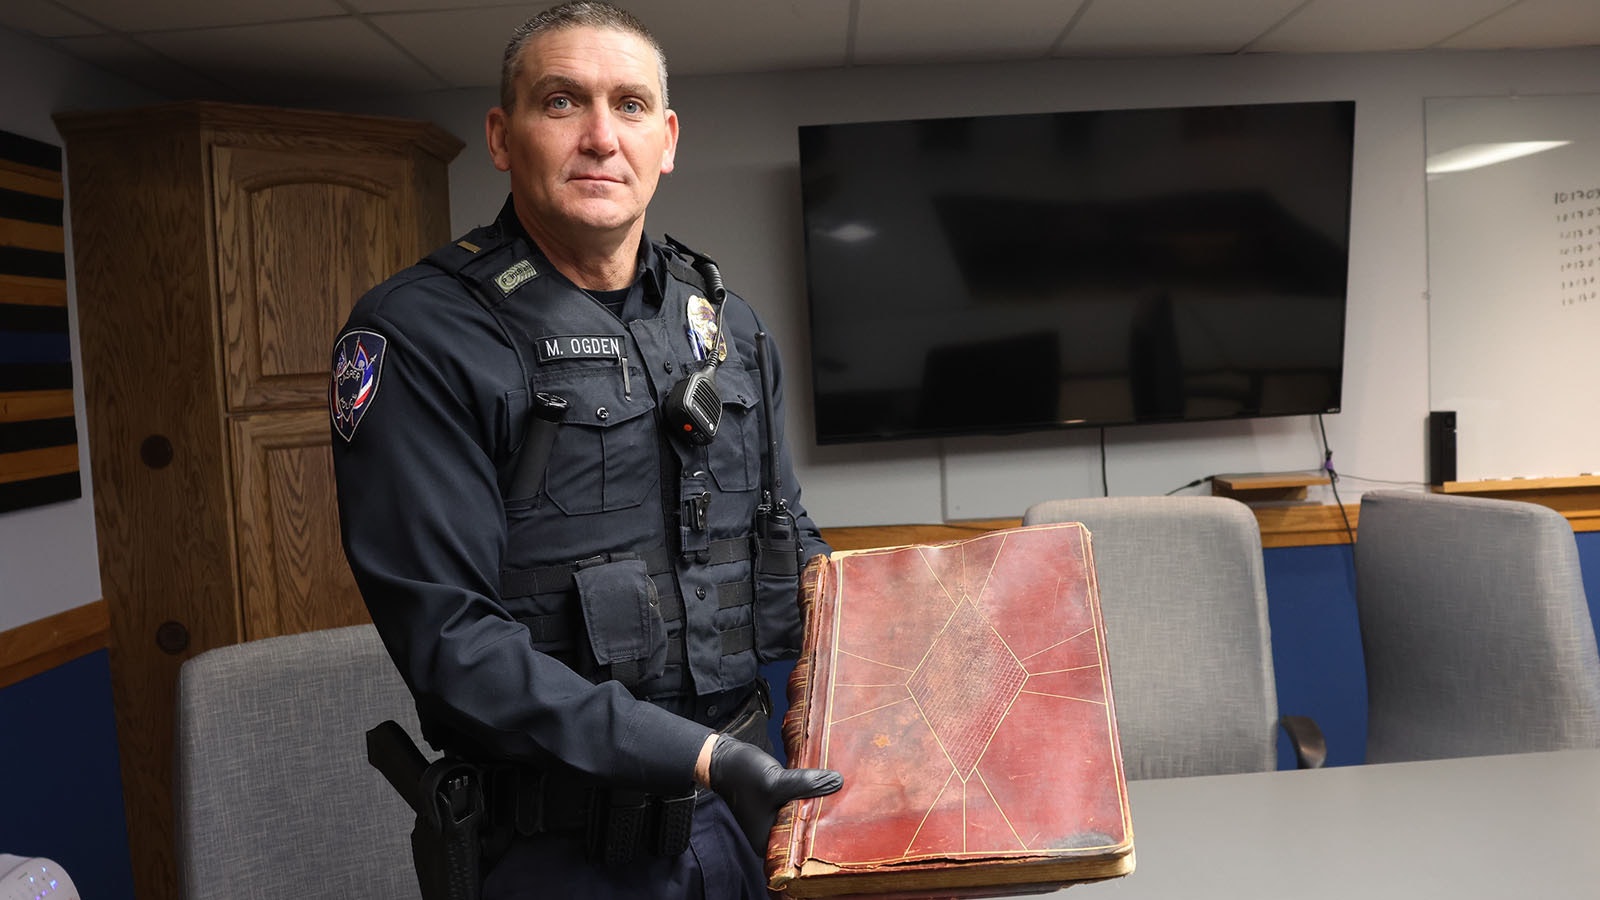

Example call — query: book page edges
[778,844,1136,898]
[767,554,837,888]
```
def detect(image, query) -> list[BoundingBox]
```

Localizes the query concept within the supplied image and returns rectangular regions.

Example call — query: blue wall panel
[1577,531,1600,636]
[1262,530,1600,771]
[0,650,134,900]
[1262,543,1367,769]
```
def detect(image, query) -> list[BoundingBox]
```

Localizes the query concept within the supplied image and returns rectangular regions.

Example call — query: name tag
[537,334,625,362]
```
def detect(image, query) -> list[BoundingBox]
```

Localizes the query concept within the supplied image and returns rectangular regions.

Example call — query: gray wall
[0,28,157,632]
[8,40,1600,629]
[378,46,1600,528]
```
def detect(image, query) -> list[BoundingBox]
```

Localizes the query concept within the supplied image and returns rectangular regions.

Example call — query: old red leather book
[767,523,1134,898]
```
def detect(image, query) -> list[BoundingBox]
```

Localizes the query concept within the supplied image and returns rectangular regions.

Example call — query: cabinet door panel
[231,410,367,639]
[214,145,411,411]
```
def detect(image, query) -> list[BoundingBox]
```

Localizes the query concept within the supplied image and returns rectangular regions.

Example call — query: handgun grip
[367,719,430,815]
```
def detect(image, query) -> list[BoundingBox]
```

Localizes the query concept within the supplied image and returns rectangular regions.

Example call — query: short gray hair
[499,2,669,111]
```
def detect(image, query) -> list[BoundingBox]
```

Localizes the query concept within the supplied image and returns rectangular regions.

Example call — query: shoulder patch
[495,259,539,295]
[331,330,388,442]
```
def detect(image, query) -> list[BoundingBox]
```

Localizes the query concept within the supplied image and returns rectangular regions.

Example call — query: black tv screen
[797,100,1355,444]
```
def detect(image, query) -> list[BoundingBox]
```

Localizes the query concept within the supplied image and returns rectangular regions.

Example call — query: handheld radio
[753,331,799,563]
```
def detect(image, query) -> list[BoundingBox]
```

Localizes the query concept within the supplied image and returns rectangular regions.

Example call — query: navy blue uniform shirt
[330,198,826,793]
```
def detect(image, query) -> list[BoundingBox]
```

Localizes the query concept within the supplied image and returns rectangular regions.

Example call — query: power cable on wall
[1318,413,1358,549]
[1164,475,1214,495]
[1099,427,1109,497]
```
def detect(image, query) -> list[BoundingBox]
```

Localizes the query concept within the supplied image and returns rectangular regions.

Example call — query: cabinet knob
[140,435,173,469]
[155,620,190,654]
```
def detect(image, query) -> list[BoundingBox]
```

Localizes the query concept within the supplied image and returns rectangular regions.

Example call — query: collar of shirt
[492,195,668,318]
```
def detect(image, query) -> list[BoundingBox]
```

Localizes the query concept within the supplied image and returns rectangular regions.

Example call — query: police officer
[330,3,841,897]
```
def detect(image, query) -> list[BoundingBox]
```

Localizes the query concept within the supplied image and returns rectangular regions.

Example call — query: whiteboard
[1426,94,1600,481]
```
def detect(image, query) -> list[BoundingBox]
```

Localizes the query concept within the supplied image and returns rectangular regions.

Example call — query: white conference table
[1055,748,1600,899]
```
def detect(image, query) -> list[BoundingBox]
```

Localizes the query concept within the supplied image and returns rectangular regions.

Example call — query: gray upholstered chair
[1022,495,1323,779]
[174,623,424,900]
[1354,490,1600,763]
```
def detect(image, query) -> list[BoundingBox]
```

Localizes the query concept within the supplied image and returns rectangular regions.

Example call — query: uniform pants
[481,791,767,899]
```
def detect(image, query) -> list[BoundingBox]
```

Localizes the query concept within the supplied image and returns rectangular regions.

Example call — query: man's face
[487,25,678,246]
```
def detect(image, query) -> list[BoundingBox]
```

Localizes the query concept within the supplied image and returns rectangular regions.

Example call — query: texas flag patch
[330,329,387,442]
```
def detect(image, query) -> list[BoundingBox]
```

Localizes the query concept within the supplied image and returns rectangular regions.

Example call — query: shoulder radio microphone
[664,251,728,446]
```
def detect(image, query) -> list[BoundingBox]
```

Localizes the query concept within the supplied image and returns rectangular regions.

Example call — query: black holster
[367,721,483,900]
[413,759,484,900]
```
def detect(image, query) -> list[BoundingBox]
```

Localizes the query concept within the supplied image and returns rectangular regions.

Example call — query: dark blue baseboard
[0,649,134,900]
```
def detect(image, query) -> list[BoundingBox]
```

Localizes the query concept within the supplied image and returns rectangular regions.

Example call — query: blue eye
[621,100,643,115]
[549,97,571,111]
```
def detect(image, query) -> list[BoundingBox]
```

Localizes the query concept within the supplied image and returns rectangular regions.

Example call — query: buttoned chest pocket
[707,365,761,494]
[541,366,659,515]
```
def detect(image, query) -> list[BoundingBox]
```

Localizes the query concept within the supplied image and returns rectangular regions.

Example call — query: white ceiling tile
[857,0,1086,64]
[371,7,532,90]
[617,0,852,75]
[0,0,105,38]
[344,0,511,10]
[52,33,235,98]
[1439,0,1600,49]
[18,0,1600,97]
[52,0,345,32]
[1058,0,1304,56]
[1251,0,1518,53]
[378,1,851,83]
[137,18,446,102]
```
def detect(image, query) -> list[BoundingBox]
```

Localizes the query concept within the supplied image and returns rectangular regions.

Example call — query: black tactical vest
[421,218,797,707]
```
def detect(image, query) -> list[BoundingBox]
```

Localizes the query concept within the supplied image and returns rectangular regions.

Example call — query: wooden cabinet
[54,102,462,900]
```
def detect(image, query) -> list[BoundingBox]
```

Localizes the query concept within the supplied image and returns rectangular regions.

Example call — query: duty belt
[503,538,758,663]
[478,683,771,866]
[481,765,696,867]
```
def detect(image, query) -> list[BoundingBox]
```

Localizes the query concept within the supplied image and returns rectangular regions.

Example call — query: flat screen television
[797,100,1356,444]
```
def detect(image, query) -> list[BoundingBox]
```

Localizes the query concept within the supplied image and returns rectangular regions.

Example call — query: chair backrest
[1355,490,1600,763]
[1022,495,1279,779]
[174,624,423,900]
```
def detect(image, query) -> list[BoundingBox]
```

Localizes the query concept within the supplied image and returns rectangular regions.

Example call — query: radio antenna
[754,331,783,508]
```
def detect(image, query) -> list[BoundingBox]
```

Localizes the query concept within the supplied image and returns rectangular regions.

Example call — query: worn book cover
[766,523,1134,898]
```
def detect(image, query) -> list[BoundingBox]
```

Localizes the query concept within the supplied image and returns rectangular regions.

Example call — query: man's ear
[486,106,513,173]
[660,108,680,175]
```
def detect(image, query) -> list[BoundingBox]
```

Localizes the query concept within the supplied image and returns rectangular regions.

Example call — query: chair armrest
[1278,715,1327,769]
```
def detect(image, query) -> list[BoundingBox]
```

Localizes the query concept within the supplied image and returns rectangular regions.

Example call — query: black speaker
[1427,410,1456,486]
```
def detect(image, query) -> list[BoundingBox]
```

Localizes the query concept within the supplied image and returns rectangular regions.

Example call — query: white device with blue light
[0,856,79,900]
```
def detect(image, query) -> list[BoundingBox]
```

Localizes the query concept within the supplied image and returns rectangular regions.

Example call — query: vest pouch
[573,557,667,689]
[705,366,760,494]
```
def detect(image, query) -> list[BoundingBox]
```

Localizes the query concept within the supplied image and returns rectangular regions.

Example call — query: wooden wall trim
[820,499,1599,553]
[0,600,109,689]
[1254,504,1359,547]
[820,509,1362,552]
[821,518,1022,552]
[1436,478,1600,533]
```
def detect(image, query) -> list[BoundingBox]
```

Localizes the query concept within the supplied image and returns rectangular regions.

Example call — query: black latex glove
[707,736,843,852]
